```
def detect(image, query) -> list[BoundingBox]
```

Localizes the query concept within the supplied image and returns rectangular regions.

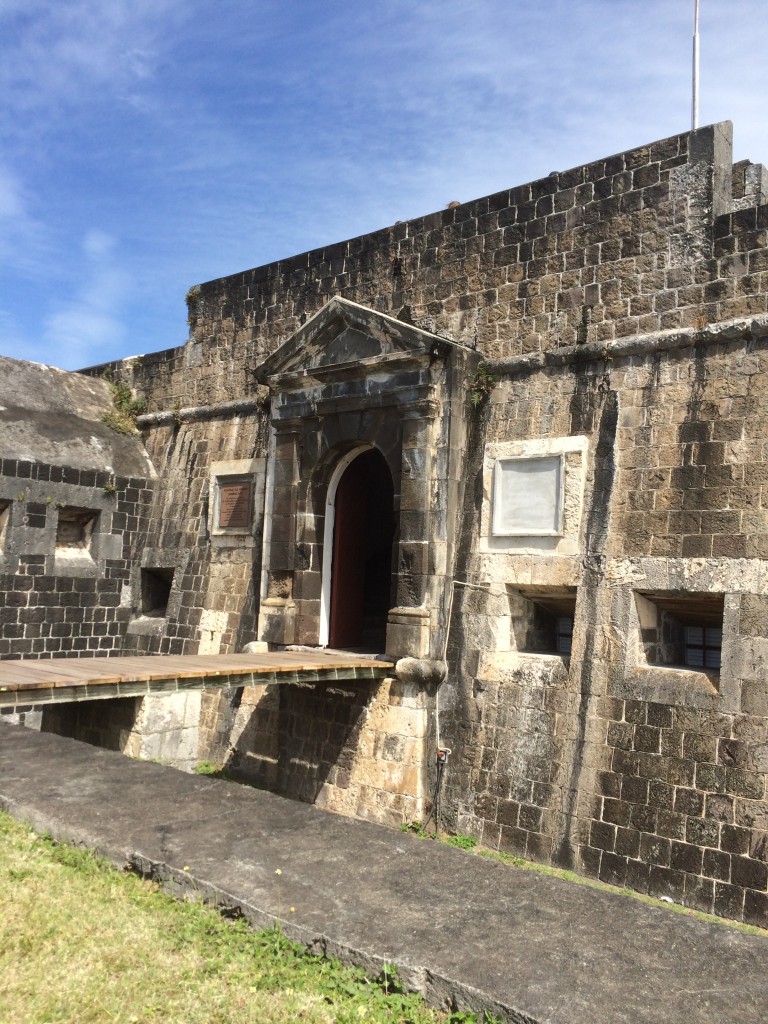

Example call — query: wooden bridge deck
[0,651,394,710]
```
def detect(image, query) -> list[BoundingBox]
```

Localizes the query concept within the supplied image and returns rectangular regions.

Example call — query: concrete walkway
[1,721,766,1024]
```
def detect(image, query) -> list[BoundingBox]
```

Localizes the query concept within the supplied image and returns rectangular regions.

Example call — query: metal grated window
[557,617,574,656]
[684,626,722,670]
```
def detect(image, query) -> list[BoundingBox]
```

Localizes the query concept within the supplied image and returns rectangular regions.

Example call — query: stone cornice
[483,313,768,378]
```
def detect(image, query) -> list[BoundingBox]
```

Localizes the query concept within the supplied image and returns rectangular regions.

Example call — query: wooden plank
[107,658,200,681]
[0,663,100,686]
[0,651,391,672]
[186,654,284,669]
[206,656,286,671]
[1,663,117,688]
[265,654,389,670]
[83,657,168,681]
[146,656,237,679]
[0,650,393,705]
[0,674,55,691]
[0,662,123,686]
[0,659,99,675]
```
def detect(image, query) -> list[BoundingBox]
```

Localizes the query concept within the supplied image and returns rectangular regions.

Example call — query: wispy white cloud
[82,229,117,262]
[0,165,49,271]
[0,167,26,220]
[0,0,182,122]
[0,228,133,370]
[40,231,132,369]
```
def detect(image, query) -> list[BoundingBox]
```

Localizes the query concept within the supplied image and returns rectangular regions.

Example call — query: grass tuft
[101,372,146,435]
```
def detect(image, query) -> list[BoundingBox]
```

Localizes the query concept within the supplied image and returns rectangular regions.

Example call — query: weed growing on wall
[444,834,478,850]
[468,364,497,407]
[185,284,202,328]
[101,371,146,435]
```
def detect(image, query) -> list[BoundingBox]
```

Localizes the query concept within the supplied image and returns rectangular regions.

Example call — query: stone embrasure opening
[141,567,175,618]
[511,586,577,656]
[55,507,98,558]
[635,591,724,672]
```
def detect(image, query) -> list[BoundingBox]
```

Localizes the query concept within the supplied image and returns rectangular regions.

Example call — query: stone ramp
[1,722,766,1024]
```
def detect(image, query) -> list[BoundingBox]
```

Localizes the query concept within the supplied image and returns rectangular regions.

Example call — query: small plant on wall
[468,363,497,407]
[185,284,202,328]
[101,371,146,435]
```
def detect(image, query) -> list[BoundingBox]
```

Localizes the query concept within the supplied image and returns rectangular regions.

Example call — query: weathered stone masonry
[441,324,768,925]
[0,361,156,669]
[5,120,768,924]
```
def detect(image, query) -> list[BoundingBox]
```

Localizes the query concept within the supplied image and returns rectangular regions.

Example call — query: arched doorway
[325,447,395,651]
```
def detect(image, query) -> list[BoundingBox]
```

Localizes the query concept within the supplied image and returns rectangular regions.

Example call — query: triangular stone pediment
[257,297,465,383]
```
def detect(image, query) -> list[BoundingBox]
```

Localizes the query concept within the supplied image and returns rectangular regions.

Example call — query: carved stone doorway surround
[255,297,479,662]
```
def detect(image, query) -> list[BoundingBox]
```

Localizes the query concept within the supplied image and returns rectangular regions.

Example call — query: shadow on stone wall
[41,697,142,752]
[224,681,374,806]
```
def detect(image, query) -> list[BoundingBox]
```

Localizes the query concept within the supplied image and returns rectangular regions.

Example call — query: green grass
[0,811,496,1024]
[443,834,478,851]
[194,759,237,780]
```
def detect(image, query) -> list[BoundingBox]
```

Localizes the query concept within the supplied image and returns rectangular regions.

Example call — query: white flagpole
[692,0,700,129]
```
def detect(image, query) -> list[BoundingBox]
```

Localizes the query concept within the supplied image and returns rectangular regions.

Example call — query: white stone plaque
[492,456,563,536]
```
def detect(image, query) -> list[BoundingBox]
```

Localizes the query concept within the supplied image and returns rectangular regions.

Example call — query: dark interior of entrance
[329,448,395,651]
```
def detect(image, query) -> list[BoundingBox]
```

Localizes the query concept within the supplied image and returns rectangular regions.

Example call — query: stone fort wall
[0,361,157,669]
[440,325,768,925]
[115,121,764,409]
[12,120,768,924]
[0,458,153,661]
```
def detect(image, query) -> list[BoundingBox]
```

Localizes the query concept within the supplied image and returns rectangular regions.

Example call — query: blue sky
[2,0,767,371]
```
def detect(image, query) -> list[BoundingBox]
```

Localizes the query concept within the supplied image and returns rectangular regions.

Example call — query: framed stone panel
[218,480,253,529]
[481,436,588,556]
[209,458,266,543]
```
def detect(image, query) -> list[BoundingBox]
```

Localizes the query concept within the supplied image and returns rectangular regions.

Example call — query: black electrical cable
[422,752,447,836]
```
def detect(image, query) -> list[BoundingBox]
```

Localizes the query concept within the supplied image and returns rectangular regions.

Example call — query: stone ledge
[484,312,768,378]
[615,667,720,710]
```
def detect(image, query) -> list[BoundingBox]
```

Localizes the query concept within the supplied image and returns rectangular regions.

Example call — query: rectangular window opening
[636,592,724,672]
[511,586,577,656]
[683,626,723,670]
[141,567,175,618]
[56,507,98,556]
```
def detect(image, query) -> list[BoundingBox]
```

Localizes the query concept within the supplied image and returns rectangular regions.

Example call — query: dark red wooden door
[329,454,367,647]
[328,449,394,650]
